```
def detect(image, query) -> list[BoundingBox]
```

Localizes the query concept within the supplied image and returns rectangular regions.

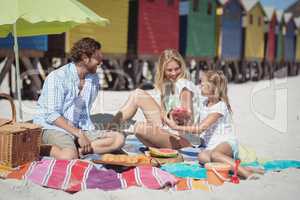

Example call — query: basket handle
[0,93,16,125]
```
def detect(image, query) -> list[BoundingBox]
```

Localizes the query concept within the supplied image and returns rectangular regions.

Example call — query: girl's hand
[171,107,192,125]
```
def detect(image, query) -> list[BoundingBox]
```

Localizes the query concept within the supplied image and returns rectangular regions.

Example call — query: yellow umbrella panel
[0,0,109,37]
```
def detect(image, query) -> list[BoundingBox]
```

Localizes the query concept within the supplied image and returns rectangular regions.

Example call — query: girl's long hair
[154,49,188,104]
[204,70,232,113]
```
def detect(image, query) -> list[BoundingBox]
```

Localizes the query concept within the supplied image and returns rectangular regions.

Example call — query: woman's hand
[160,110,169,125]
[163,115,178,130]
[170,107,192,125]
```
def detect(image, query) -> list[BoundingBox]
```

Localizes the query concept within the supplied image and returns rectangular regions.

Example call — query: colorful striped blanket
[4,158,210,192]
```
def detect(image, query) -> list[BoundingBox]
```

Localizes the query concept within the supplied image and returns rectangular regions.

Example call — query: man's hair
[70,37,101,63]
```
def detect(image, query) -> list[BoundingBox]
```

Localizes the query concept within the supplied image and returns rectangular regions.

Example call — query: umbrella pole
[13,23,23,122]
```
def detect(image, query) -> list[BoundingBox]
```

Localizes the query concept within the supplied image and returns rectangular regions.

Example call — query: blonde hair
[154,49,188,96]
[204,70,232,113]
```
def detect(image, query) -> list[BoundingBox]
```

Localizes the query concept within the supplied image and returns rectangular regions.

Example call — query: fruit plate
[93,154,152,167]
[171,107,190,119]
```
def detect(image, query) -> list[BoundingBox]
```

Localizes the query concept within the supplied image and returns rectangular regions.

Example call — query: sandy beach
[0,75,300,200]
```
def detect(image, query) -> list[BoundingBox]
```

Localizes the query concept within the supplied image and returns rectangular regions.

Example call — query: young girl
[164,70,257,179]
[107,49,203,149]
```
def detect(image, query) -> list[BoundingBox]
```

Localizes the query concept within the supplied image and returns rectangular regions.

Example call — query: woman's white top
[163,79,205,145]
[163,79,203,123]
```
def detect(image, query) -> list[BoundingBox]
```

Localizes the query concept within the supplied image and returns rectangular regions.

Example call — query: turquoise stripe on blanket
[242,160,300,171]
[161,162,207,179]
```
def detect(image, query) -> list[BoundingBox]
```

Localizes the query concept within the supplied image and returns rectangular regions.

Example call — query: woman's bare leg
[198,150,212,164]
[108,89,162,128]
[91,131,125,154]
[209,142,254,179]
[134,122,192,149]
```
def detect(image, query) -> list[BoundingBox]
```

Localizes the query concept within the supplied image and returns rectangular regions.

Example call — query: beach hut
[240,0,266,81]
[135,0,179,57]
[242,0,266,60]
[283,13,296,62]
[126,0,180,89]
[127,0,179,57]
[179,0,189,56]
[295,17,300,75]
[275,11,285,63]
[66,0,130,57]
[262,7,278,79]
[218,0,244,61]
[185,0,218,59]
[216,0,245,82]
[0,35,48,52]
[264,7,278,63]
[283,13,297,75]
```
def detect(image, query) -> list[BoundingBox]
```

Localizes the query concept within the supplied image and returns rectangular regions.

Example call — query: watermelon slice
[149,147,178,158]
[171,107,190,120]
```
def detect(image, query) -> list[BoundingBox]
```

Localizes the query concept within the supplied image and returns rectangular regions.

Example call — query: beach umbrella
[0,0,109,121]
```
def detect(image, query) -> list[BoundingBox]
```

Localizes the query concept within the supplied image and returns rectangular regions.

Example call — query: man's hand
[77,131,92,155]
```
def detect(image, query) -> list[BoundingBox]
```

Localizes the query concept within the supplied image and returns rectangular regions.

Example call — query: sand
[0,75,300,200]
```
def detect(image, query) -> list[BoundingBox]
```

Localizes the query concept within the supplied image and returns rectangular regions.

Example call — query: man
[34,37,125,159]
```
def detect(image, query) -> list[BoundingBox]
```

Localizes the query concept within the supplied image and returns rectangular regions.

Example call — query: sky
[260,0,297,10]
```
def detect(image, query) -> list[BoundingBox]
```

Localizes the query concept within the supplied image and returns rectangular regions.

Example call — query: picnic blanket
[174,178,210,191]
[6,158,178,192]
[0,164,13,178]
[161,160,300,180]
[161,162,207,179]
[242,160,300,172]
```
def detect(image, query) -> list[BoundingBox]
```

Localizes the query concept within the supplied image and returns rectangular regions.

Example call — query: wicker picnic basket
[0,93,42,168]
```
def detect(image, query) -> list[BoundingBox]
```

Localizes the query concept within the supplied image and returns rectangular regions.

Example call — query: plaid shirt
[33,63,100,132]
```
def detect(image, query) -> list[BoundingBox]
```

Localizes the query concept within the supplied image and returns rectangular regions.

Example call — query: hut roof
[240,0,266,16]
[284,12,294,24]
[242,0,258,12]
[218,0,228,5]
[285,0,300,18]
[218,0,244,9]
[264,6,276,21]
[276,10,284,22]
[295,17,300,28]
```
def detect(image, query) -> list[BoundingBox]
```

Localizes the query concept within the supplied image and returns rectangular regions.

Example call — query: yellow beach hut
[242,0,266,61]
[66,0,129,57]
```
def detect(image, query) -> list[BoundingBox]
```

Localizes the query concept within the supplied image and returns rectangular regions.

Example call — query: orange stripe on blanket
[176,178,210,191]
[6,163,31,180]
[0,164,14,178]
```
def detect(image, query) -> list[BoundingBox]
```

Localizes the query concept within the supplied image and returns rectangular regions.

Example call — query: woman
[108,49,203,149]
